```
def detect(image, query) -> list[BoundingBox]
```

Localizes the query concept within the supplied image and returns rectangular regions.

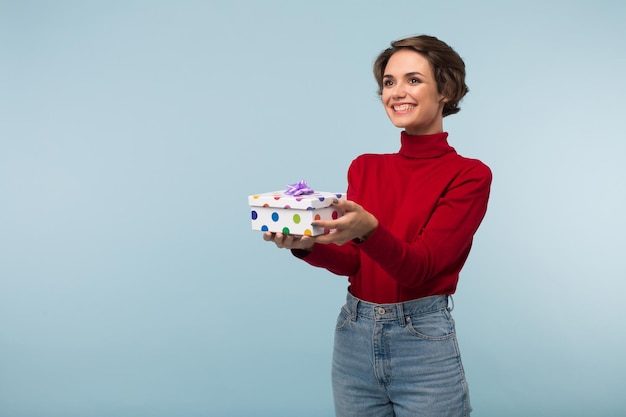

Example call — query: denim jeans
[332,291,472,417]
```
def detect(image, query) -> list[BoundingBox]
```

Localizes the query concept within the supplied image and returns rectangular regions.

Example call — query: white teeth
[394,104,415,111]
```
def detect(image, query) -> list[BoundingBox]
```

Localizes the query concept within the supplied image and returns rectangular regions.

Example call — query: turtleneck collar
[399,131,454,159]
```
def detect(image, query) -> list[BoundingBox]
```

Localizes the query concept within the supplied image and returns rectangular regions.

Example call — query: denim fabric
[332,292,472,417]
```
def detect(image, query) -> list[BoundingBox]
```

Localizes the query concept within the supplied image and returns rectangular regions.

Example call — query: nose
[391,81,407,99]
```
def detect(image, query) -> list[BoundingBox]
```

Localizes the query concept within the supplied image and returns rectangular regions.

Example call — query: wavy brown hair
[373,35,468,117]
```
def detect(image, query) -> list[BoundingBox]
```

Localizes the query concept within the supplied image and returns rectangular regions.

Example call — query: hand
[263,231,315,251]
[313,199,378,246]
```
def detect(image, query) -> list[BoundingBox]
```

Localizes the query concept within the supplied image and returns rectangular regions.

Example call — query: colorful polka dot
[250,190,346,236]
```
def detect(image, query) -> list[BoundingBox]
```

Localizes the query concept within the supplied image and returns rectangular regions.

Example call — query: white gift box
[248,190,345,236]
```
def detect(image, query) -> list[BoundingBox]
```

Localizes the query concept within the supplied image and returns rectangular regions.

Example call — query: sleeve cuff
[291,248,312,259]
[352,225,379,245]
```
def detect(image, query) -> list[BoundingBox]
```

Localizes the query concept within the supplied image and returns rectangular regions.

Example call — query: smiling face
[381,49,447,135]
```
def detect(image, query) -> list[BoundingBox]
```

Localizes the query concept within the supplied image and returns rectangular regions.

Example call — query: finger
[282,234,295,247]
[286,234,308,248]
[314,229,352,246]
[311,219,341,230]
[263,232,275,241]
[274,232,285,245]
[330,198,360,213]
[295,235,316,251]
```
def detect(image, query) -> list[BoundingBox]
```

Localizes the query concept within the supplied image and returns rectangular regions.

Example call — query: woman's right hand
[263,232,315,251]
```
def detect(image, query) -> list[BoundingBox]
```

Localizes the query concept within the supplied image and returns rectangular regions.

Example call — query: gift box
[248,187,345,236]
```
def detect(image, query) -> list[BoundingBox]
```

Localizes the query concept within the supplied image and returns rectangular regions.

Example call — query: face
[381,49,447,135]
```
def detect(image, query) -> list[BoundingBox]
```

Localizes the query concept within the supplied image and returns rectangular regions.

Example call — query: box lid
[248,190,344,210]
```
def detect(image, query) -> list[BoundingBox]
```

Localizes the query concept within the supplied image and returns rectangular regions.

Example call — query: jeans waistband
[344,291,451,324]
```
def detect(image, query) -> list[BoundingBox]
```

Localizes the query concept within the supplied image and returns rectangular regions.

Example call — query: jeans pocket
[335,306,352,331]
[405,309,455,341]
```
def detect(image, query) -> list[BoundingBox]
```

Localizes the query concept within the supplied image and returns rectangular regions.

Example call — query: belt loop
[350,297,359,321]
[447,295,454,312]
[398,302,406,326]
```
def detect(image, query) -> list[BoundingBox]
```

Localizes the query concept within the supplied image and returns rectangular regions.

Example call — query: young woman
[264,35,491,417]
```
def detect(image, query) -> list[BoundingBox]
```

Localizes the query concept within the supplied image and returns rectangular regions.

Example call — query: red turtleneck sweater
[295,131,492,303]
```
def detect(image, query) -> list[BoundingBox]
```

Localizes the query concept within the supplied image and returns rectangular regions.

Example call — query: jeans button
[377,307,386,315]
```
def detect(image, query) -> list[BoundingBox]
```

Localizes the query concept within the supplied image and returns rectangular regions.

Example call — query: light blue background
[1,1,625,416]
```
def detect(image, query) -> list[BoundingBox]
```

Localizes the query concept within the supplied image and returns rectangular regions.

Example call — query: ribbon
[284,180,314,196]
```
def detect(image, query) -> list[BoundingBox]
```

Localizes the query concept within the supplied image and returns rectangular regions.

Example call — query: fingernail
[332,198,339,204]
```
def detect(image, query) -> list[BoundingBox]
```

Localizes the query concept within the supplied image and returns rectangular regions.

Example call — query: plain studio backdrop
[1,1,625,416]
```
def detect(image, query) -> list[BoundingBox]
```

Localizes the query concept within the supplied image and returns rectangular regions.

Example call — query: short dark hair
[373,35,468,117]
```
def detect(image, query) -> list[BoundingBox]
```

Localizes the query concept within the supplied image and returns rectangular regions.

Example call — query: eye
[383,79,394,87]
[409,77,421,84]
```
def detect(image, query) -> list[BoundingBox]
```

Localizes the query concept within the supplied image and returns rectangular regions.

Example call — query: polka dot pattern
[248,189,345,236]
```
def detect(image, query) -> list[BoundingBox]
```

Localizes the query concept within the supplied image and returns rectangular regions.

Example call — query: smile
[392,104,416,112]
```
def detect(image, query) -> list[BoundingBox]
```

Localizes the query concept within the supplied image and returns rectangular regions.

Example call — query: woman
[264,34,491,417]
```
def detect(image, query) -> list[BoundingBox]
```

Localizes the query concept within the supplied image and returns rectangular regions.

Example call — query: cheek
[381,90,391,104]
[381,93,392,110]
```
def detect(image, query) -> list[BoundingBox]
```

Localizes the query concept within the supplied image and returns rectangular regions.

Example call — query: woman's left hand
[313,199,378,245]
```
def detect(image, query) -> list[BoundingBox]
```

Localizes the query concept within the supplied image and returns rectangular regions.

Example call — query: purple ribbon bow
[284,180,314,196]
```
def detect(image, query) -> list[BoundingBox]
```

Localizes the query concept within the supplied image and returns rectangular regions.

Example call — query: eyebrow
[383,71,425,79]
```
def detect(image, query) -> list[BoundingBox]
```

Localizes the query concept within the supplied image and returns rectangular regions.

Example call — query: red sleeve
[293,241,360,276]
[357,163,492,287]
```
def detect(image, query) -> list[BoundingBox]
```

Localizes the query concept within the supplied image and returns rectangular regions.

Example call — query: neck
[399,131,453,159]
[404,123,444,136]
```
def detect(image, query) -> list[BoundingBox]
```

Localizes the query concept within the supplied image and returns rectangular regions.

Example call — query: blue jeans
[332,292,472,417]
